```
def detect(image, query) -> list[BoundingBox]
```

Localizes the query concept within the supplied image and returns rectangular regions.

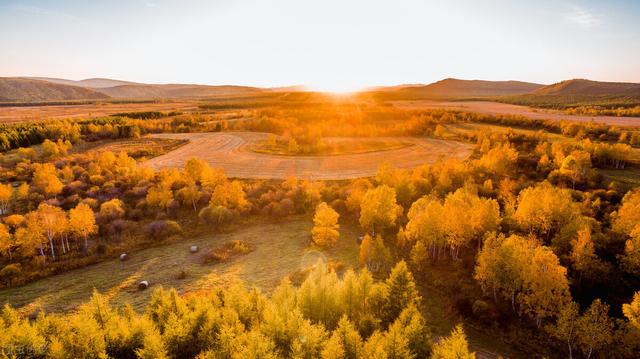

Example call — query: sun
[306,81,365,94]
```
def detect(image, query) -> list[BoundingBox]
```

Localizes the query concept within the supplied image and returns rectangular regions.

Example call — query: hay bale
[189,245,199,253]
[138,280,149,290]
[119,253,128,261]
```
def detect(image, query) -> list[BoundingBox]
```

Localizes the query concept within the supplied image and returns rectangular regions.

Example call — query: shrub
[203,240,252,263]
[146,220,182,239]
[0,263,21,285]
[198,205,235,226]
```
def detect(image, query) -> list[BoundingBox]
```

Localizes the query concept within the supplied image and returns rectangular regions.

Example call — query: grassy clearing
[0,218,360,315]
[600,168,640,187]
[250,138,413,156]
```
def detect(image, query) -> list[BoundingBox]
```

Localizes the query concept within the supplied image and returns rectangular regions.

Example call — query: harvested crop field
[144,132,473,179]
[394,100,640,127]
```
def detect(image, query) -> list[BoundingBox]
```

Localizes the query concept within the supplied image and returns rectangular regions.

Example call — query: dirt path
[394,100,640,127]
[144,132,472,179]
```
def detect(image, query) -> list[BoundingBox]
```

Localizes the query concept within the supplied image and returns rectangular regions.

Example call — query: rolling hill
[0,77,110,102]
[97,84,261,99]
[28,77,140,88]
[533,79,640,97]
[376,78,545,99]
[499,79,640,108]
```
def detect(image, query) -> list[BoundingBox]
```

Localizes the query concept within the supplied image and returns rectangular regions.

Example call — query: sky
[1,0,639,92]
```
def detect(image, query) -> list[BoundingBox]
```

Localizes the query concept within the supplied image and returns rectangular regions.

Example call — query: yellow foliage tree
[69,203,97,252]
[311,202,340,247]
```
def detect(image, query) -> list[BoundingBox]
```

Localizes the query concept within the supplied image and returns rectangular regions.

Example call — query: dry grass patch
[0,218,360,315]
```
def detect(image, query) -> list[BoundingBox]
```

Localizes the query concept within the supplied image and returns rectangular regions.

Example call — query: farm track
[144,132,473,179]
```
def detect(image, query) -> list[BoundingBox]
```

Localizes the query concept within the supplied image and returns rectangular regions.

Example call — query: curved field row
[144,132,473,179]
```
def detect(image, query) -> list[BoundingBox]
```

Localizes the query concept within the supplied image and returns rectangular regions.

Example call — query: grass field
[145,132,473,179]
[0,218,360,315]
[250,137,414,156]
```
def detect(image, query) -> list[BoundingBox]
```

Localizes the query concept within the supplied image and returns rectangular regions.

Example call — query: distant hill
[385,78,545,99]
[98,84,261,99]
[28,77,140,89]
[373,78,545,99]
[499,79,640,108]
[0,77,110,102]
[534,79,640,97]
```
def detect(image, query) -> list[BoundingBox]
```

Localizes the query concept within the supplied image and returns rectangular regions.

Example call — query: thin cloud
[567,6,600,28]
[11,4,78,20]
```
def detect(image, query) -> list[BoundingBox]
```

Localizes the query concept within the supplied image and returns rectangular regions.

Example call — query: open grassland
[145,132,473,179]
[394,100,640,127]
[249,137,414,156]
[0,218,360,315]
[0,101,198,123]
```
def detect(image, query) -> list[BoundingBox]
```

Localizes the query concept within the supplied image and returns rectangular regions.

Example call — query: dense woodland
[0,98,639,358]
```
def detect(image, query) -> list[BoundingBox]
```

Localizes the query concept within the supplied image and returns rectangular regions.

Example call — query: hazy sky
[1,0,639,91]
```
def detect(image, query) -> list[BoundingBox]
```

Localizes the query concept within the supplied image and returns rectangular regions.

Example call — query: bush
[146,220,182,239]
[203,240,252,263]
[0,263,21,285]
[198,205,235,226]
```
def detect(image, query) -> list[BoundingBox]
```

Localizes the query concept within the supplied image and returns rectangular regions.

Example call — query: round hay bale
[138,280,149,290]
[119,253,128,261]
[189,245,199,253]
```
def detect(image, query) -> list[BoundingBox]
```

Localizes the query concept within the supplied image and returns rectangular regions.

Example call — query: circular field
[145,132,473,180]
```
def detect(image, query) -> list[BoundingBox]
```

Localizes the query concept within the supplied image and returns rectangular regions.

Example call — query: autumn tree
[176,180,201,212]
[384,261,420,325]
[520,245,570,327]
[359,234,391,273]
[477,143,518,176]
[32,163,63,197]
[15,213,46,262]
[209,180,248,211]
[311,202,340,247]
[513,183,578,241]
[99,199,125,222]
[183,157,210,183]
[69,203,97,252]
[622,291,640,330]
[613,190,640,275]
[36,204,66,260]
[570,227,601,280]
[550,301,580,359]
[146,185,174,213]
[0,183,12,215]
[431,325,475,359]
[359,185,402,234]
[576,299,614,359]
[0,223,13,261]
[558,150,592,188]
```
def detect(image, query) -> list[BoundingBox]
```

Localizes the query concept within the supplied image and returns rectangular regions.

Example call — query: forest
[0,97,639,358]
